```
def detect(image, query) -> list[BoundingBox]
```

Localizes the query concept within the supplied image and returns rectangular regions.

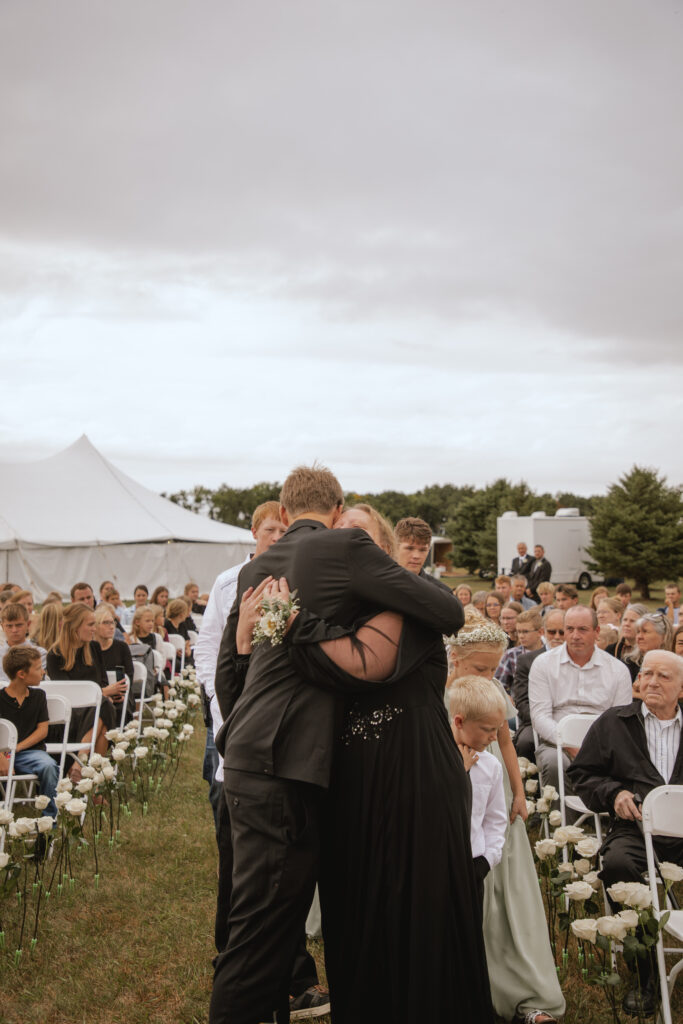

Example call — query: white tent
[0,436,255,600]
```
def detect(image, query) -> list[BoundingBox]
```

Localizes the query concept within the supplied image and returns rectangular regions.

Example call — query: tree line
[164,466,683,598]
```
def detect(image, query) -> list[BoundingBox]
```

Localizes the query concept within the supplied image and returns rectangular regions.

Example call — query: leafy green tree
[587,466,683,599]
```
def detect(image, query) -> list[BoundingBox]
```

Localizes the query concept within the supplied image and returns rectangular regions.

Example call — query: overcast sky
[1,0,681,499]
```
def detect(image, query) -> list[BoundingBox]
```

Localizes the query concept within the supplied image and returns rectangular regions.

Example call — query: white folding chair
[643,786,683,1024]
[40,681,102,769]
[0,718,32,813]
[151,649,165,686]
[556,714,603,832]
[167,633,185,675]
[188,629,198,646]
[106,671,131,729]
[44,694,72,780]
[131,662,159,738]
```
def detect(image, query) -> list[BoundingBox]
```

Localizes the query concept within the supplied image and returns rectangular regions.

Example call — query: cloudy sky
[1,0,681,498]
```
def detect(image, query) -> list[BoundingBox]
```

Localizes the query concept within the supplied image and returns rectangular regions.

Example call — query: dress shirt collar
[641,704,683,727]
[559,644,601,670]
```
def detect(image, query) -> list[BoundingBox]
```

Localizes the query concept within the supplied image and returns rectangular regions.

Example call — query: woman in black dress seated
[46,603,125,773]
[164,598,194,668]
[94,604,134,722]
[256,504,494,1024]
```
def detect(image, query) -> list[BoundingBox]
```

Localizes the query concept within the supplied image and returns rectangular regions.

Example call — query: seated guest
[595,623,619,651]
[129,605,158,649]
[184,581,206,617]
[43,591,64,606]
[471,590,488,614]
[500,603,519,647]
[151,585,169,611]
[588,586,609,611]
[453,583,472,607]
[494,575,512,603]
[536,581,555,618]
[94,604,133,721]
[512,609,565,759]
[510,574,535,610]
[70,581,96,609]
[121,584,150,627]
[609,603,648,663]
[0,646,58,819]
[567,649,683,1017]
[103,589,127,637]
[615,582,632,609]
[553,584,579,612]
[596,597,623,628]
[12,589,35,621]
[495,609,544,694]
[625,612,674,684]
[164,598,194,666]
[674,624,683,657]
[657,581,681,626]
[98,580,115,604]
[529,606,632,800]
[0,603,47,682]
[46,602,118,768]
[30,600,63,652]
[484,590,505,626]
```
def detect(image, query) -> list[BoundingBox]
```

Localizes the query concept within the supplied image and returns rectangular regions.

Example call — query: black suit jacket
[214,520,464,788]
[567,700,683,854]
[526,557,552,596]
[510,554,532,577]
[511,647,546,728]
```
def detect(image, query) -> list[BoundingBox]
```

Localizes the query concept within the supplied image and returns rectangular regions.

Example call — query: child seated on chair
[0,602,47,682]
[0,646,58,819]
[449,676,509,906]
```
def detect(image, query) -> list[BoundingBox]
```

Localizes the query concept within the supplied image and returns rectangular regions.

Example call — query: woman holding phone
[94,604,133,720]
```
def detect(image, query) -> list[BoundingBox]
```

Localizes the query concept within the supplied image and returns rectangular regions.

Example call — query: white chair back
[555,714,599,835]
[0,718,19,807]
[167,633,185,674]
[40,680,102,763]
[45,693,72,778]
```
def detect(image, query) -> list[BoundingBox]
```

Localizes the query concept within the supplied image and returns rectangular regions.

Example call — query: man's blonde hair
[252,500,282,532]
[516,608,542,630]
[279,464,343,518]
[537,581,555,596]
[495,575,511,588]
[448,675,507,721]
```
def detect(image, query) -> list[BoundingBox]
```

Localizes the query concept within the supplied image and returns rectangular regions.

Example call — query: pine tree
[587,466,683,599]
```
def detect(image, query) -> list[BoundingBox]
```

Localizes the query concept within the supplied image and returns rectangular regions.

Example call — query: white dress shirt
[529,643,632,745]
[469,749,508,870]
[194,554,251,783]
[642,704,682,783]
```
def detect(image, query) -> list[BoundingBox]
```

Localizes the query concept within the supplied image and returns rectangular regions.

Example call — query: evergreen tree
[587,466,683,599]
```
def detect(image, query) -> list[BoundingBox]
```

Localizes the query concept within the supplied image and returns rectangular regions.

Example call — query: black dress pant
[209,770,323,1024]
[600,823,683,898]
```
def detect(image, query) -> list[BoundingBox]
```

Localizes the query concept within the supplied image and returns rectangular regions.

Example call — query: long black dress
[289,615,494,1024]
[46,642,117,737]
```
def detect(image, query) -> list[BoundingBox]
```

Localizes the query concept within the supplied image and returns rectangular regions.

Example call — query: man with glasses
[511,610,565,759]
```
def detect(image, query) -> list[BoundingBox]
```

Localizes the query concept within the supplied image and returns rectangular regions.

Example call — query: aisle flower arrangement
[0,670,201,964]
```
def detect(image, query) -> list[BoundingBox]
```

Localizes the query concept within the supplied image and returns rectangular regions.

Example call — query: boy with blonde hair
[449,676,508,904]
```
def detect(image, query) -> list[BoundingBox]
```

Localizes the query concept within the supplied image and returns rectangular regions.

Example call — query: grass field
[1,728,681,1024]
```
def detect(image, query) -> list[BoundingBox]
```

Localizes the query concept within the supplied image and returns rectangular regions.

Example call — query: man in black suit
[567,649,683,1017]
[510,541,532,577]
[209,466,464,1024]
[525,544,552,603]
[512,609,565,758]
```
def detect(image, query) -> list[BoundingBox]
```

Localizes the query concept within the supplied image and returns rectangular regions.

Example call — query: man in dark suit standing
[526,544,552,603]
[209,466,464,1024]
[510,541,532,577]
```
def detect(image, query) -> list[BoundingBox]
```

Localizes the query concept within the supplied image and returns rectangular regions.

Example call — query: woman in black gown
[269,505,493,1024]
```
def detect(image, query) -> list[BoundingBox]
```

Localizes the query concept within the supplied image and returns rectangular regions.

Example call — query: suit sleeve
[214,580,249,725]
[566,715,625,813]
[511,656,532,726]
[348,535,464,635]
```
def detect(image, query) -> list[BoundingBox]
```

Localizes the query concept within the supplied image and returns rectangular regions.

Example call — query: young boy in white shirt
[449,675,509,905]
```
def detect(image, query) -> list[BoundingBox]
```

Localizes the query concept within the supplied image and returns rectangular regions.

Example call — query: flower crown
[447,620,508,649]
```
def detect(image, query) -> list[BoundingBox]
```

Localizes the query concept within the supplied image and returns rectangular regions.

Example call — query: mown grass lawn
[1,729,680,1024]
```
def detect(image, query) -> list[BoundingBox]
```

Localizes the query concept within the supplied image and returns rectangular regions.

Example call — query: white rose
[261,612,279,636]
[37,816,54,833]
[606,881,630,904]
[564,880,594,902]
[0,852,9,869]
[177,733,187,742]
[56,791,71,808]
[554,825,585,846]
[158,718,172,729]
[116,741,130,751]
[158,728,170,740]
[659,862,683,883]
[573,859,591,876]
[187,694,200,707]
[14,817,36,835]
[76,778,93,794]
[152,707,164,718]
[624,884,652,910]
[167,709,179,721]
[525,779,539,794]
[34,795,50,811]
[143,727,156,738]
[182,724,194,736]
[0,808,14,826]
[597,915,629,941]
[534,839,558,860]
[102,765,116,781]
[80,765,96,779]
[617,909,640,930]
[65,798,87,816]
[174,700,186,711]
[89,753,103,769]
[56,777,73,793]
[576,837,600,859]
[93,771,105,786]
[549,810,562,827]
[134,746,149,759]
[535,798,550,814]
[584,870,601,891]
[112,747,127,762]
[105,729,122,742]
[526,763,538,775]
[571,918,598,943]
[517,756,530,772]
[542,785,559,802]
[525,799,536,816]
[168,687,177,698]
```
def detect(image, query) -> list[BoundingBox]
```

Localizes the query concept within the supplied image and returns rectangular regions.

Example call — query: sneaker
[289,984,331,1019]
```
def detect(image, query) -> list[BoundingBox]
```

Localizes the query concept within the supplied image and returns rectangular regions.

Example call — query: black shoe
[622,977,657,1018]
[289,985,331,1020]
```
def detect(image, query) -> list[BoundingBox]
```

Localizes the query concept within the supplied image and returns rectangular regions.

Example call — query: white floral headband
[447,621,509,648]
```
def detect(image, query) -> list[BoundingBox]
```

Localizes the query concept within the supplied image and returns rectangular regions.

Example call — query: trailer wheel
[577,572,591,590]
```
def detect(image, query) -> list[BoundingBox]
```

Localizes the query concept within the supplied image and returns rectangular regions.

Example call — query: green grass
[1,730,681,1024]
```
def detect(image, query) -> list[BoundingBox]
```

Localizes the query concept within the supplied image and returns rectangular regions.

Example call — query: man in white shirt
[529,605,632,800]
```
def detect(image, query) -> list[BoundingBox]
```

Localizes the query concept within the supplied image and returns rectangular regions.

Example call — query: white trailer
[497,509,604,590]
